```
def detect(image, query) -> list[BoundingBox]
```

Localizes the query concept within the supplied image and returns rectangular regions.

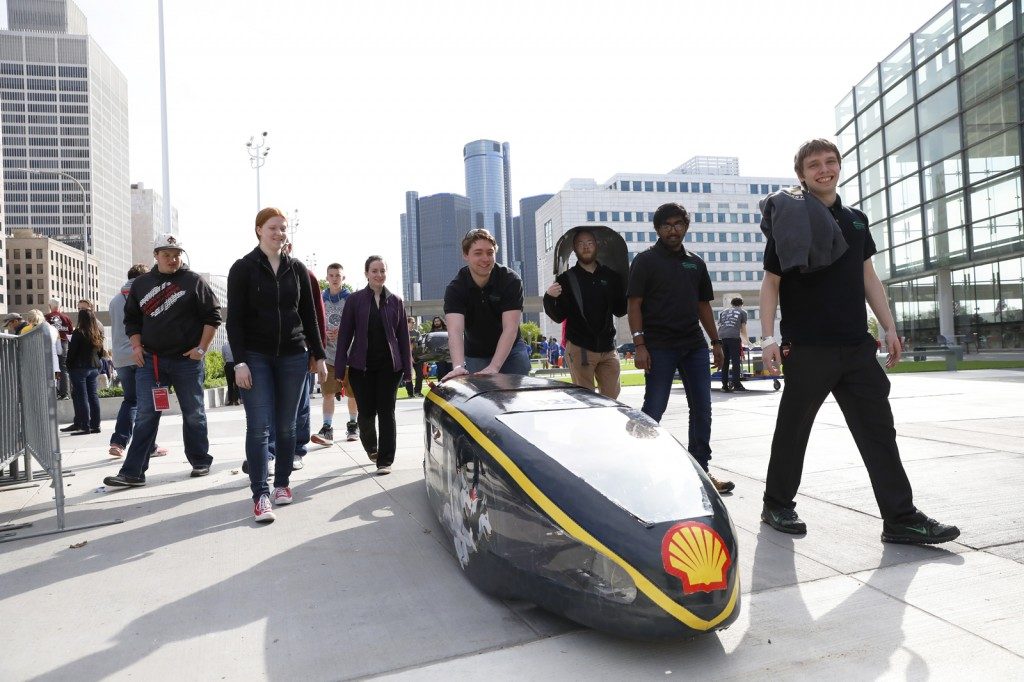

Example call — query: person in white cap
[103,234,222,488]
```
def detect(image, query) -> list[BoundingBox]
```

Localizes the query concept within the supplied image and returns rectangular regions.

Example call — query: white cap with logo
[153,233,185,252]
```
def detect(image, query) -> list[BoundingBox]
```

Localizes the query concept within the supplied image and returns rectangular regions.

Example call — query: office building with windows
[4,227,96,314]
[534,157,793,339]
[130,182,178,267]
[464,139,514,265]
[0,228,7,313]
[400,191,471,302]
[0,0,130,310]
[836,0,1024,349]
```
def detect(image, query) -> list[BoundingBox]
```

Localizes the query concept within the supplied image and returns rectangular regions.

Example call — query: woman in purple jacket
[335,256,412,475]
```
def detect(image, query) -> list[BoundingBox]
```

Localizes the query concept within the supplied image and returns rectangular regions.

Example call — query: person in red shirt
[45,297,74,400]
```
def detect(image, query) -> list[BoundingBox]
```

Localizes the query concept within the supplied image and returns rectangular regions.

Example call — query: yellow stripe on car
[426,391,738,631]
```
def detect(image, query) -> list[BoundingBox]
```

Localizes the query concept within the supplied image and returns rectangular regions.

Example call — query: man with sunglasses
[627,203,733,494]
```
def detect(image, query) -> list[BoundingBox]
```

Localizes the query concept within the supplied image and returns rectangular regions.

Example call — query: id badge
[152,386,170,411]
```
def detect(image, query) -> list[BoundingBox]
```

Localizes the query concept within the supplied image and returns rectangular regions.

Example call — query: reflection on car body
[423,374,740,640]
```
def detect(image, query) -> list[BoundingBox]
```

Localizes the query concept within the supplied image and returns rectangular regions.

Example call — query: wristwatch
[760,336,778,347]
[194,347,206,357]
[631,331,645,338]
[710,339,723,346]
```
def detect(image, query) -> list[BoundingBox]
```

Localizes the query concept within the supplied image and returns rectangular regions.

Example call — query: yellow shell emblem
[661,522,732,594]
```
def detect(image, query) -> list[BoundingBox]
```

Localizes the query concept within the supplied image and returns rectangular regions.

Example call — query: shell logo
[661,521,732,594]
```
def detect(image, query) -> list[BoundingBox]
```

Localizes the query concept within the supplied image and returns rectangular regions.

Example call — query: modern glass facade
[416,193,471,300]
[836,0,1024,348]
[463,139,512,264]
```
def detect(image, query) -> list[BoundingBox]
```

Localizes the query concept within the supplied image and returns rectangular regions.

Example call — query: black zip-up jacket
[124,265,222,356]
[66,329,102,370]
[543,262,626,352]
[226,247,325,366]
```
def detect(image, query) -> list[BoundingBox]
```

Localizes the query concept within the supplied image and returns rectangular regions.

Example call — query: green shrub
[99,386,124,398]
[204,350,225,380]
[203,376,227,389]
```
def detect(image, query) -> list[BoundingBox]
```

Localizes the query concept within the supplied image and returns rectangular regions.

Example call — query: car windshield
[496,407,712,524]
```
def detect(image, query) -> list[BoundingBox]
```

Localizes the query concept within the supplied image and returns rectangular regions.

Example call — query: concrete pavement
[1,369,1023,680]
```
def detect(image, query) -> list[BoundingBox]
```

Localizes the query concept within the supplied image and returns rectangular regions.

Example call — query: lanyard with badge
[151,354,171,411]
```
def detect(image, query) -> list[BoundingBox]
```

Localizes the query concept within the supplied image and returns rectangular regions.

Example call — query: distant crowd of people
[2,137,958,542]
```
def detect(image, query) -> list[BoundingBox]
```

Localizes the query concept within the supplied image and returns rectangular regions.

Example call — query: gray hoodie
[759,186,848,273]
[108,279,135,368]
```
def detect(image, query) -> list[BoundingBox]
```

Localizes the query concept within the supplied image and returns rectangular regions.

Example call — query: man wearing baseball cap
[104,234,222,488]
[45,297,74,399]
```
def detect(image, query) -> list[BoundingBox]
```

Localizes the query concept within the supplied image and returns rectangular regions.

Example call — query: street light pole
[21,167,91,304]
[245,132,270,212]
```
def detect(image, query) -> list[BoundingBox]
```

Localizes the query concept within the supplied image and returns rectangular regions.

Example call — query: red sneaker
[253,494,276,523]
[272,486,293,505]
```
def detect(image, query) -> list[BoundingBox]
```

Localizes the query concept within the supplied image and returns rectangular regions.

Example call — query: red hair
[254,207,286,238]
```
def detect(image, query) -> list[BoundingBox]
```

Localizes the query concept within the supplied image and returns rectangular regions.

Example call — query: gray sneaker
[346,420,359,442]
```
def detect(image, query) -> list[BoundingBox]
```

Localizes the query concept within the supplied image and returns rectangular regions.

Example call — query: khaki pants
[565,341,621,399]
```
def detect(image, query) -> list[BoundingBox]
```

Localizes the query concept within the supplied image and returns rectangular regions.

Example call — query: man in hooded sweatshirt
[104,234,222,488]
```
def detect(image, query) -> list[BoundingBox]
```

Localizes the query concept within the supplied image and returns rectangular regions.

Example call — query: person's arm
[477,310,521,375]
[864,259,901,368]
[442,313,468,380]
[395,300,413,381]
[611,272,627,317]
[334,291,357,377]
[542,276,567,323]
[627,296,649,370]
[698,301,724,369]
[759,272,782,375]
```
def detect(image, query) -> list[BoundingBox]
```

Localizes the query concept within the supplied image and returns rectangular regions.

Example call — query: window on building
[624,212,632,222]
[668,182,677,192]
[656,181,665,192]
[620,182,630,191]
[679,183,688,193]
[644,181,654,192]
[611,211,620,221]
[702,183,711,193]
[544,220,553,251]
[586,211,595,222]
[599,211,608,221]
[625,232,633,242]
[632,181,641,191]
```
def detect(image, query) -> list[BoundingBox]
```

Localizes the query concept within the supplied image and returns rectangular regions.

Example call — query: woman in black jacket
[65,309,104,435]
[227,207,327,523]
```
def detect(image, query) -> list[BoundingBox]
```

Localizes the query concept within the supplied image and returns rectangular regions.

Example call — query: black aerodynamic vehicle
[423,374,740,641]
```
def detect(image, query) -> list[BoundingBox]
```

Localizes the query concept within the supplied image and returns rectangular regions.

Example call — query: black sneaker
[346,420,358,442]
[721,384,733,392]
[190,465,211,478]
[310,424,334,446]
[732,382,748,392]
[761,504,807,534]
[882,513,960,545]
[367,450,378,463]
[103,473,146,487]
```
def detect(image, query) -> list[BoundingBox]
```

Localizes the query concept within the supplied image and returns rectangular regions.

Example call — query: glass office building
[836,0,1024,349]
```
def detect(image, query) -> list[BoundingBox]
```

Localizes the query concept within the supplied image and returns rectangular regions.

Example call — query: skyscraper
[463,139,512,264]
[399,190,421,301]
[518,193,554,299]
[0,0,130,310]
[417,193,471,300]
[131,182,179,266]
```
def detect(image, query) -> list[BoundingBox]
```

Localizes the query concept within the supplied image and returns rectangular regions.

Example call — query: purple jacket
[334,285,412,380]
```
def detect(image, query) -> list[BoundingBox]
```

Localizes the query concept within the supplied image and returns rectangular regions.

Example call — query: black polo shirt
[627,240,714,350]
[444,264,524,358]
[763,194,876,345]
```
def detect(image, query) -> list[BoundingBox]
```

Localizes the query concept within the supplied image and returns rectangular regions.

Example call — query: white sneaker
[375,465,391,476]
[292,455,304,470]
[253,494,275,523]
[272,486,293,505]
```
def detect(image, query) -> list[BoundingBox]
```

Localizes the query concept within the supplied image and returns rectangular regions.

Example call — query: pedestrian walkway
[1,369,1022,679]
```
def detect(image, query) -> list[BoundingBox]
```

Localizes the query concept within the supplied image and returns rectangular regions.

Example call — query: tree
[318,279,354,293]
[519,321,541,347]
[867,316,879,340]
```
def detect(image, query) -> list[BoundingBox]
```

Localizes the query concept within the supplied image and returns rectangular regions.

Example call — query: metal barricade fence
[0,326,122,542]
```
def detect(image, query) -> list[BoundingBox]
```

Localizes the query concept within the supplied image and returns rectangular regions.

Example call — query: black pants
[348,368,402,466]
[224,362,239,404]
[405,360,424,396]
[764,338,916,522]
[721,338,742,384]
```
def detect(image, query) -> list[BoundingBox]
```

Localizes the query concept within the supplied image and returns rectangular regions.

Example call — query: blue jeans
[641,346,713,469]
[241,351,308,501]
[466,340,532,375]
[267,371,313,459]
[119,353,211,480]
[69,367,100,431]
[111,364,138,448]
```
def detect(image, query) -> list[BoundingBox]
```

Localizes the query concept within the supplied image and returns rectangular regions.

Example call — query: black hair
[652,203,690,230]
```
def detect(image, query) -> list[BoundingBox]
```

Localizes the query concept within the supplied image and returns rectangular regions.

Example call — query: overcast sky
[4,0,949,290]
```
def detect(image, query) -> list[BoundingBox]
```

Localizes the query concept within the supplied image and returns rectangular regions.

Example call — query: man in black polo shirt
[443,229,531,380]
[628,203,733,494]
[759,138,959,545]
[543,228,627,398]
